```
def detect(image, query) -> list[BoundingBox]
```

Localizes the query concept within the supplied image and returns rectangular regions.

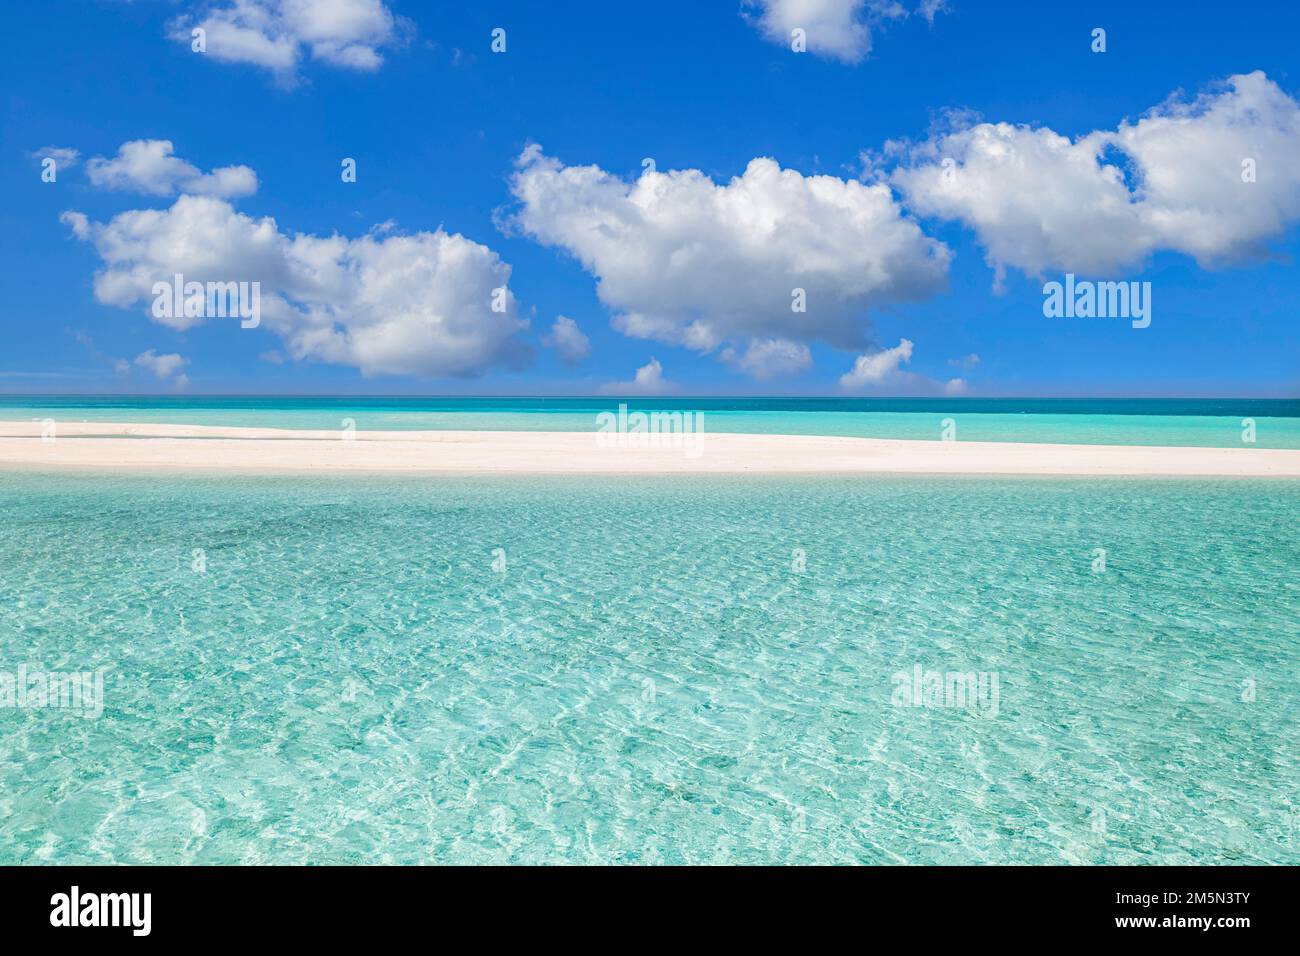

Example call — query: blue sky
[3,0,1298,396]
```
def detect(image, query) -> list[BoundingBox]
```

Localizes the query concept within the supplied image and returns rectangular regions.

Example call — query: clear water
[2,396,1299,447]
[1,472,1296,864]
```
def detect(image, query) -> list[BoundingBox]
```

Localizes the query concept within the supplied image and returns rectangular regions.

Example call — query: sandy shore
[1,420,1297,477]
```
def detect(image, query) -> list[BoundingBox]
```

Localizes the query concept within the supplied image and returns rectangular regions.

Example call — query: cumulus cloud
[890,71,1300,282]
[61,195,531,379]
[543,315,591,365]
[173,0,408,77]
[87,140,258,199]
[839,337,914,388]
[598,357,677,396]
[1109,71,1300,264]
[742,1,947,64]
[33,146,80,169]
[509,145,949,379]
[134,350,190,388]
[720,338,813,380]
[839,338,965,394]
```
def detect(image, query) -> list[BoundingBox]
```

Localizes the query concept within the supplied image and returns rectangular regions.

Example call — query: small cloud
[171,0,412,82]
[840,339,914,390]
[916,0,950,25]
[258,350,286,365]
[947,352,980,370]
[134,350,190,388]
[86,140,257,198]
[742,1,948,64]
[720,338,812,381]
[59,210,91,240]
[599,357,677,396]
[32,146,80,169]
[542,315,591,365]
[839,338,962,395]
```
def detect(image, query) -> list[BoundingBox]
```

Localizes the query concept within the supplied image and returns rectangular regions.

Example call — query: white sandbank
[0,421,1296,477]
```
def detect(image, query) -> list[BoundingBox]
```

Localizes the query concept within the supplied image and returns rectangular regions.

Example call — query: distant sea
[2,395,1299,447]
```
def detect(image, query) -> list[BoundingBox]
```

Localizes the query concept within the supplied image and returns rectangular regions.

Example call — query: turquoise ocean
[2,395,1300,446]
[1,398,1297,864]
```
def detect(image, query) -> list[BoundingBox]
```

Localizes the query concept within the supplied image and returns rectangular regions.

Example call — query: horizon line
[1,393,1298,402]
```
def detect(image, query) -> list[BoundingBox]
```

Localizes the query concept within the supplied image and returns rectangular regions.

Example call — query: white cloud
[87,140,258,199]
[134,350,191,388]
[720,338,813,380]
[543,315,591,365]
[509,145,949,378]
[599,357,677,396]
[1109,71,1300,264]
[839,337,914,388]
[916,0,949,24]
[61,195,532,379]
[174,0,407,77]
[890,71,1300,281]
[61,211,92,241]
[742,1,947,64]
[839,338,965,394]
[33,146,80,169]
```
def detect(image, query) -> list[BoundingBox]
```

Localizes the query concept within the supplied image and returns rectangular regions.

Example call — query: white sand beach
[1,421,1298,476]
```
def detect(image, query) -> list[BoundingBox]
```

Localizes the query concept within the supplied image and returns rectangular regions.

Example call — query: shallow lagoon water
[3,396,1299,448]
[0,472,1296,864]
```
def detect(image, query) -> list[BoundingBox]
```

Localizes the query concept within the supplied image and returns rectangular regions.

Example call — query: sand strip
[0,421,1297,477]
